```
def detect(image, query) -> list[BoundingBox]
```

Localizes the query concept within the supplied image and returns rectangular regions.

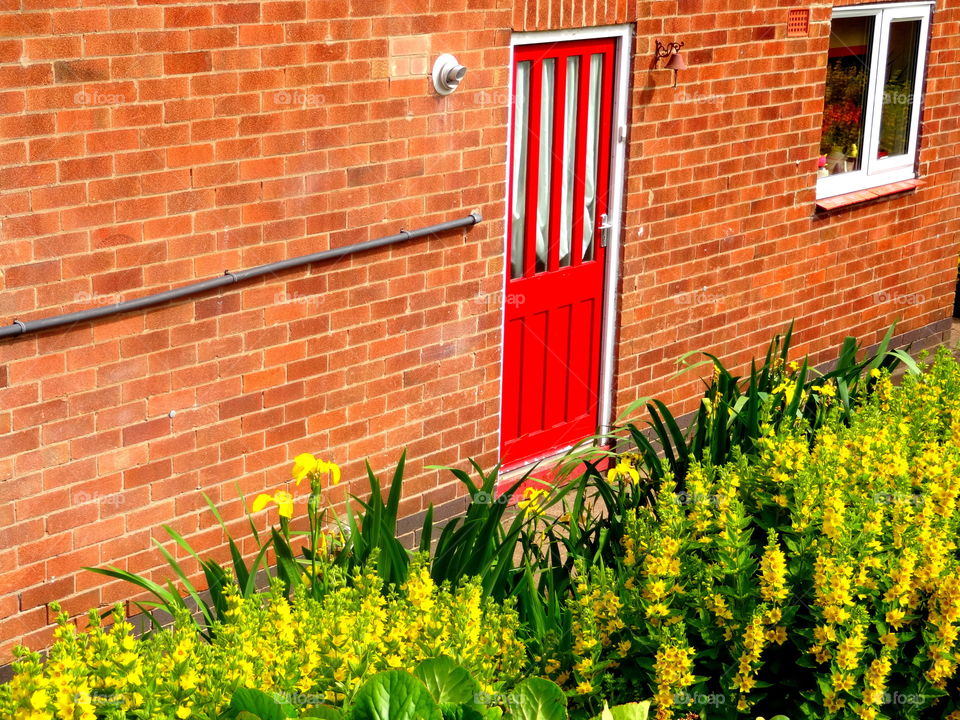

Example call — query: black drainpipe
[0,213,481,340]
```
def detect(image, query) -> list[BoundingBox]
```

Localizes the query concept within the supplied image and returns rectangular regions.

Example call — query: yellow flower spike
[252,490,294,519]
[292,453,319,483]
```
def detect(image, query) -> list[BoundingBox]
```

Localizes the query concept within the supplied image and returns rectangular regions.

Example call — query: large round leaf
[507,677,567,720]
[589,701,651,720]
[347,670,443,720]
[303,708,345,720]
[413,657,479,706]
[226,688,297,720]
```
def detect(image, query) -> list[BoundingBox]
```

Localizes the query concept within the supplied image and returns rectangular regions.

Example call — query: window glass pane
[878,19,920,159]
[510,61,530,280]
[559,55,579,269]
[820,16,873,175]
[582,53,602,261]
[535,58,555,274]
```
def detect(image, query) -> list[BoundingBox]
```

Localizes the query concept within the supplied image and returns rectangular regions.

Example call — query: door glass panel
[820,15,873,174]
[510,60,530,279]
[535,58,555,274]
[878,19,920,159]
[559,55,579,268]
[581,53,603,261]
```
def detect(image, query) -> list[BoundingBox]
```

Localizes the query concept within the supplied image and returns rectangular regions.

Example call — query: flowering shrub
[0,560,525,719]
[547,349,960,720]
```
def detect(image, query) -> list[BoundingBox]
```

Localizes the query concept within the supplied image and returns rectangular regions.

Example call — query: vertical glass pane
[559,56,579,268]
[820,16,873,175]
[510,61,530,280]
[535,59,555,274]
[878,19,920,159]
[582,54,602,261]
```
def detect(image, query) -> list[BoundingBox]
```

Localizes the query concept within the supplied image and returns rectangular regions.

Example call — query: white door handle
[598,213,612,247]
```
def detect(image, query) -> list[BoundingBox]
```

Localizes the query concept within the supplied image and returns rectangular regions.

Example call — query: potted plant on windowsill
[845,143,858,173]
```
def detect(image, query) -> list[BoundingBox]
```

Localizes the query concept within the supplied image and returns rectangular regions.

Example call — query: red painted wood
[501,36,617,471]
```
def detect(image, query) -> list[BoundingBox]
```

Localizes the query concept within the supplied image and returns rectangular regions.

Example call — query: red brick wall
[615,0,959,413]
[1,0,957,661]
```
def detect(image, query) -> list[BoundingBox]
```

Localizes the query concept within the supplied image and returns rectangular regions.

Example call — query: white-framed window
[816,2,932,199]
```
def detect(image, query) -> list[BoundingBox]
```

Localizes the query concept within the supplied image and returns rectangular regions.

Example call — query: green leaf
[413,657,479,707]
[303,708,345,720]
[439,706,486,720]
[347,670,443,720]
[507,677,567,720]
[420,505,434,554]
[226,687,297,720]
[591,702,651,720]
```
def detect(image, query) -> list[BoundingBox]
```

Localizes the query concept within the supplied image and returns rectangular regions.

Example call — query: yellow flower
[814,383,836,398]
[518,486,548,518]
[607,458,640,485]
[885,608,906,630]
[759,533,789,603]
[322,460,342,486]
[292,453,319,482]
[292,452,342,487]
[30,689,49,710]
[252,490,294,518]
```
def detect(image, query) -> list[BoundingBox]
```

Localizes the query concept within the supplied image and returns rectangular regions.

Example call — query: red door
[500,37,617,470]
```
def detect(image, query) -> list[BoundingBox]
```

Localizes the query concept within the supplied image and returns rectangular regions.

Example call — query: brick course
[1,0,958,660]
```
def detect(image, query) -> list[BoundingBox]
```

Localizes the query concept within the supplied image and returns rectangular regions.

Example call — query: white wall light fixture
[432,54,467,95]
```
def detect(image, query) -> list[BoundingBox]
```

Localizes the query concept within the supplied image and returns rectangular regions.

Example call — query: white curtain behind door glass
[535,58,555,273]
[510,61,530,279]
[582,54,602,261]
[559,55,579,268]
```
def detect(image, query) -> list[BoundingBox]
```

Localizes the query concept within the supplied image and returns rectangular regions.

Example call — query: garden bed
[3,328,960,720]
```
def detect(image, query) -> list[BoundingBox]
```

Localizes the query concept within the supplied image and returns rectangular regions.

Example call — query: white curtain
[559,56,579,267]
[535,59,555,273]
[510,61,530,279]
[582,54,602,260]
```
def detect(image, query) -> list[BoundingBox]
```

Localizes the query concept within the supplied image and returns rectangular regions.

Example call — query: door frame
[497,23,633,469]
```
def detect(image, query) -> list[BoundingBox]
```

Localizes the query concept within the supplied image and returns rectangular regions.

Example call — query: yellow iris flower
[607,459,640,485]
[252,490,294,519]
[518,486,548,518]
[292,452,341,486]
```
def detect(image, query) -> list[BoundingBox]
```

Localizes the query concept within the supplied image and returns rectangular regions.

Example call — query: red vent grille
[788,8,810,37]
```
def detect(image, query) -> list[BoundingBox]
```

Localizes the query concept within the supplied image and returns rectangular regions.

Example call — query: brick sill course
[815,178,922,212]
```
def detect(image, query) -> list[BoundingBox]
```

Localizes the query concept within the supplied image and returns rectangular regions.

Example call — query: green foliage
[546,349,960,720]
[11,321,956,720]
[0,569,527,718]
[346,670,443,720]
[507,677,568,720]
[622,321,915,489]
[589,702,650,720]
[413,657,480,708]
[84,491,273,640]
[226,688,297,719]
